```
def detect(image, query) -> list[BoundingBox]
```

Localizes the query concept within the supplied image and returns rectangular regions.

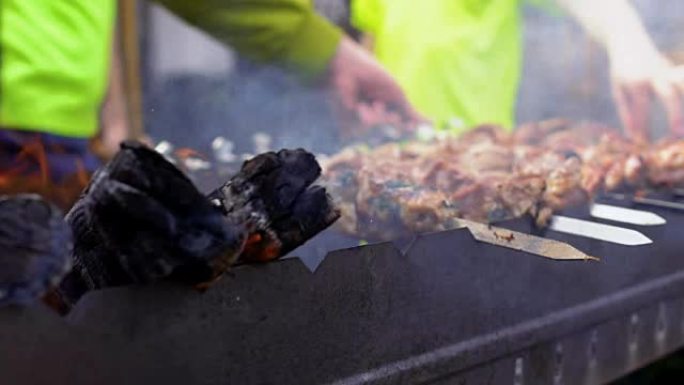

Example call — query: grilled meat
[324,121,684,240]
[324,125,556,238]
[643,139,684,188]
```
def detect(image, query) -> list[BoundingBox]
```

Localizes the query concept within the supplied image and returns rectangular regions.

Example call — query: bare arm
[556,0,655,55]
[154,0,422,133]
[557,0,684,141]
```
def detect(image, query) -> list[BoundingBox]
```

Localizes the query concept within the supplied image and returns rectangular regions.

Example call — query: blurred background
[117,0,684,156]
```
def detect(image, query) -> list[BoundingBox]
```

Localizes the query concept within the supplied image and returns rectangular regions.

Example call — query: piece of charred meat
[53,142,338,313]
[0,195,71,307]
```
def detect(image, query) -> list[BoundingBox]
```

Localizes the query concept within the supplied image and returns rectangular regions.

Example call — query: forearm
[152,0,342,78]
[556,0,658,57]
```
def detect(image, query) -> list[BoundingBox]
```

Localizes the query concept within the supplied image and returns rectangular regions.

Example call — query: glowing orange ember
[175,147,208,161]
[241,232,282,262]
[0,138,50,185]
[0,137,92,211]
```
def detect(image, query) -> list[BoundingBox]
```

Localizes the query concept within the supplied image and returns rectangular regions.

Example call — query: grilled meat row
[323,120,684,240]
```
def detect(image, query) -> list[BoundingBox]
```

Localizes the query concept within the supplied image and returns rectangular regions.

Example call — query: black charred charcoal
[0,195,71,307]
[55,144,338,311]
[58,141,247,310]
[268,185,340,256]
[209,149,340,262]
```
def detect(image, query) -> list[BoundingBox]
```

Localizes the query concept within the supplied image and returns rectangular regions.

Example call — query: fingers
[669,66,684,85]
[653,78,684,137]
[613,82,651,143]
[612,84,636,139]
[337,78,359,113]
[384,99,429,130]
[356,102,384,128]
[329,37,427,135]
[630,84,652,142]
[613,60,684,140]
[666,67,684,136]
[403,103,430,127]
[329,38,362,113]
[356,101,402,128]
[369,76,428,128]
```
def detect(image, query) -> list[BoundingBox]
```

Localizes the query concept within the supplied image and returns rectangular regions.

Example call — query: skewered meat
[356,180,452,239]
[458,142,514,174]
[514,120,644,193]
[324,125,560,239]
[459,123,513,146]
[514,119,616,153]
[643,139,684,188]
[577,132,645,192]
[512,148,587,225]
[324,120,684,241]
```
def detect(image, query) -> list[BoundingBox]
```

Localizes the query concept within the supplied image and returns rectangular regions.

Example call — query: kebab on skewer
[323,120,684,240]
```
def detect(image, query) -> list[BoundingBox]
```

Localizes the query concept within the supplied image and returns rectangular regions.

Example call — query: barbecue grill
[3,189,684,384]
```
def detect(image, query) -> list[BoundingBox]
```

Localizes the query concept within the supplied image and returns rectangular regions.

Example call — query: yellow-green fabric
[0,0,116,138]
[0,0,341,138]
[351,0,522,133]
[155,0,342,79]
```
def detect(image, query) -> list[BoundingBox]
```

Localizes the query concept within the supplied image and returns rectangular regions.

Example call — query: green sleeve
[153,0,342,79]
[350,0,384,36]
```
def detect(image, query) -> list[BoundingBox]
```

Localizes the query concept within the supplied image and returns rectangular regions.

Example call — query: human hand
[609,47,684,142]
[328,37,427,137]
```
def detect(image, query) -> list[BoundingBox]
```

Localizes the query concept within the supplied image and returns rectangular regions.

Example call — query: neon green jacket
[351,0,521,133]
[0,0,341,138]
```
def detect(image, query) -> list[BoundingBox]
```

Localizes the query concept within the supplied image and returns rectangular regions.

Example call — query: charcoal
[209,149,340,262]
[0,195,71,306]
[58,142,247,309]
[55,143,338,312]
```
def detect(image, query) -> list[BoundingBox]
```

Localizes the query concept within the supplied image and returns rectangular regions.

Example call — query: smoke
[144,61,342,158]
[517,3,679,138]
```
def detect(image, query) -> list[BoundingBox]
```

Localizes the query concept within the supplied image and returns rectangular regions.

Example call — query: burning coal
[28,141,340,314]
[0,131,99,211]
[0,195,71,307]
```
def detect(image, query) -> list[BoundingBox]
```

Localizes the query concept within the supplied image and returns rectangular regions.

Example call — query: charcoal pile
[1,141,339,314]
[208,148,341,263]
[0,195,71,307]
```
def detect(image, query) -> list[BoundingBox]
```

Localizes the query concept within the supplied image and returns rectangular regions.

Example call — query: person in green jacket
[351,0,684,141]
[0,0,421,209]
